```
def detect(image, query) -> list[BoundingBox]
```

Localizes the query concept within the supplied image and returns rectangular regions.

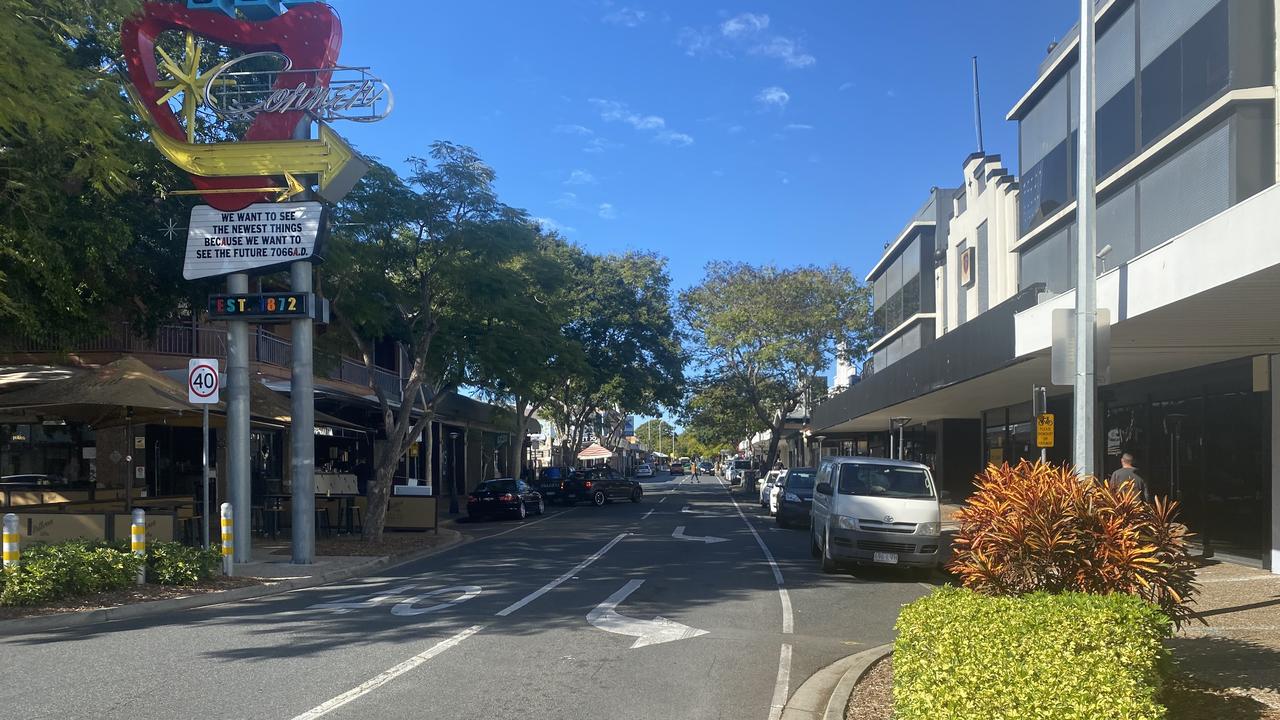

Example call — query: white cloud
[598,202,618,220]
[755,86,790,109]
[655,130,694,147]
[583,137,620,153]
[552,192,579,208]
[532,217,575,234]
[750,36,815,69]
[677,27,715,56]
[603,7,648,27]
[554,124,594,136]
[589,98,692,147]
[838,81,855,92]
[784,123,813,131]
[728,124,745,134]
[721,12,769,38]
[564,169,597,185]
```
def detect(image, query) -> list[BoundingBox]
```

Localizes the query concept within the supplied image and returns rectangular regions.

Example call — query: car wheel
[820,527,838,574]
[536,498,545,515]
[592,490,606,507]
[517,502,528,520]
[630,487,642,503]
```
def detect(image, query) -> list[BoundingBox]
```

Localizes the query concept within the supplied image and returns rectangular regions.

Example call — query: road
[2,476,932,720]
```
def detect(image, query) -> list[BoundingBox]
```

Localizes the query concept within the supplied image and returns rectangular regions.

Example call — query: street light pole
[1074,0,1099,477]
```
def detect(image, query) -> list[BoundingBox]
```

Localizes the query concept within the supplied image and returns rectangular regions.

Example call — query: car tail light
[499,493,515,501]
[560,481,566,490]
[584,481,592,489]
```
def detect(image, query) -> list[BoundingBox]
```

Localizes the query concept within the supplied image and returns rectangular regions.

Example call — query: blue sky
[329,1,1077,293]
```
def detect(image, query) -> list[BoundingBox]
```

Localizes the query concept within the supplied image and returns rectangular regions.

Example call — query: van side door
[811,462,834,528]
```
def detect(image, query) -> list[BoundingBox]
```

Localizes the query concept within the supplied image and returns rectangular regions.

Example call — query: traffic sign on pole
[1036,413,1055,449]
[188,359,221,404]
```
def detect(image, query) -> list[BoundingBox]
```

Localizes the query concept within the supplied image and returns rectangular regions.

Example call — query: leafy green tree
[680,262,871,471]
[545,251,685,459]
[325,143,538,540]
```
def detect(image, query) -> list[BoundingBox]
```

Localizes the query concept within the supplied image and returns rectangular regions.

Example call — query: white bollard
[2,513,18,572]
[220,502,234,576]
[131,508,147,585]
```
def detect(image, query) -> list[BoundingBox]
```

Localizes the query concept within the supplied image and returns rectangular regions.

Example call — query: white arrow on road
[672,525,728,544]
[587,579,709,649]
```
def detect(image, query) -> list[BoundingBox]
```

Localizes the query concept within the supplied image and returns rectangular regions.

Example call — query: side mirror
[815,482,833,496]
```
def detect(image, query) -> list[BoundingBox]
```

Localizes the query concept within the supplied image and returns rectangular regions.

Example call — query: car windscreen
[783,471,815,490]
[836,464,934,499]
[733,460,752,469]
[538,468,563,480]
[477,480,518,493]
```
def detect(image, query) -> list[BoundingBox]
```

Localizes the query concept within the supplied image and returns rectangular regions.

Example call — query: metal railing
[4,322,402,402]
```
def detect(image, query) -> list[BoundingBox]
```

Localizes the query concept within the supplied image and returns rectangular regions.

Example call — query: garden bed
[0,575,266,621]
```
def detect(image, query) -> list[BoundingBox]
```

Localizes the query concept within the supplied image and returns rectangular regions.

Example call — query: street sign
[1036,413,1055,448]
[183,201,326,280]
[188,359,221,404]
[1050,307,1111,386]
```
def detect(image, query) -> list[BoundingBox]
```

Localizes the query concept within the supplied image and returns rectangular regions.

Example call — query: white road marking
[671,526,728,544]
[468,507,576,543]
[641,509,655,519]
[495,532,629,616]
[391,585,483,616]
[766,643,793,720]
[586,579,709,649]
[308,584,418,612]
[658,496,667,504]
[290,625,482,720]
[723,483,794,634]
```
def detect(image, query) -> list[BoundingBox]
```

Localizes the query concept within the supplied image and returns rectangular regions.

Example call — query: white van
[809,456,941,574]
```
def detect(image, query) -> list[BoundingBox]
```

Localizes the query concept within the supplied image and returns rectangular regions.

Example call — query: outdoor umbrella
[577,442,614,461]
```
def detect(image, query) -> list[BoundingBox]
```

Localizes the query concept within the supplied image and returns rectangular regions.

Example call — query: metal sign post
[290,259,316,564]
[1075,0,1100,477]
[226,273,251,564]
[188,358,220,549]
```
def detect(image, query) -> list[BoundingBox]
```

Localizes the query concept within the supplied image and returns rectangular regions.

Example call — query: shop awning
[577,443,614,460]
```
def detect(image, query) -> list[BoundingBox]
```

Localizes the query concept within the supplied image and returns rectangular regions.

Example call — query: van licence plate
[873,552,898,564]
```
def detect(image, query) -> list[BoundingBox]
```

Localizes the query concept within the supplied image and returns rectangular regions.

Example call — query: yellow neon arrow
[165,173,305,201]
[126,83,355,194]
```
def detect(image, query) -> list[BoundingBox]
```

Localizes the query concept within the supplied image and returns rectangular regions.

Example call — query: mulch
[843,656,1280,720]
[0,576,267,621]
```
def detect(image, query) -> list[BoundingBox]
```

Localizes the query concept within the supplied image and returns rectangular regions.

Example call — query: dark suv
[534,466,573,504]
[774,467,817,528]
[560,467,643,506]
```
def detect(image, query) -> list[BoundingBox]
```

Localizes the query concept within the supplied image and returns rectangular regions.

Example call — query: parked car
[727,458,752,486]
[634,463,654,479]
[669,463,683,476]
[809,457,941,574]
[774,467,816,528]
[560,467,643,506]
[534,466,573,503]
[698,461,714,475]
[759,470,783,509]
[467,478,544,521]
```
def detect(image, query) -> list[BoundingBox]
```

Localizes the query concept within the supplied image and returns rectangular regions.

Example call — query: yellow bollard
[2,513,18,571]
[220,502,234,576]
[131,508,147,585]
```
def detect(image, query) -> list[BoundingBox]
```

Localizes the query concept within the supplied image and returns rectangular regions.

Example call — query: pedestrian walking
[1108,452,1150,502]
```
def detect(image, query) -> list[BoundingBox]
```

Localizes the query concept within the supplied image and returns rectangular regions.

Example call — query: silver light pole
[1074,0,1099,477]
[226,273,251,563]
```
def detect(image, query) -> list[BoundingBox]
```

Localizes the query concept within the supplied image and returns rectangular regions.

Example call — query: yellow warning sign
[1036,413,1055,448]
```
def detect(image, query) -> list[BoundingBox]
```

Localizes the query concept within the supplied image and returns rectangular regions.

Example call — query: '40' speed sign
[188,358,221,404]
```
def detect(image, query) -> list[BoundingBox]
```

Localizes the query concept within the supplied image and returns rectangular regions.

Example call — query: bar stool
[315,506,332,537]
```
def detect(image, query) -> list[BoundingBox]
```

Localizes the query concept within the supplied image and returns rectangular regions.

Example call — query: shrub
[1,541,144,606]
[947,460,1198,626]
[146,542,220,585]
[894,586,1172,720]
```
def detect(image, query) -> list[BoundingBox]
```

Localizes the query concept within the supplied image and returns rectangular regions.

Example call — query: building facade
[813,0,1279,572]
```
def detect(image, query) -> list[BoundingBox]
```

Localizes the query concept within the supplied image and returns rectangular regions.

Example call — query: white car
[635,464,654,479]
[759,470,783,509]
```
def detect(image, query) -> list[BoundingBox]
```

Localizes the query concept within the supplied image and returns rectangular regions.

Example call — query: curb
[781,644,892,720]
[0,528,466,637]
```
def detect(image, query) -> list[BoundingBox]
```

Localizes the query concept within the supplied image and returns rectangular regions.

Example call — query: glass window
[976,221,989,314]
[1020,139,1071,234]
[1098,5,1136,106]
[885,255,902,298]
[885,287,902,331]
[902,237,920,281]
[1179,1,1229,117]
[873,273,886,310]
[899,324,922,358]
[837,463,935,499]
[1019,225,1072,295]
[1138,120,1230,251]
[956,240,968,324]
[902,274,920,319]
[1140,1,1229,145]
[1097,5,1137,175]
[1139,0,1220,67]
[1021,74,1069,174]
[1097,184,1137,268]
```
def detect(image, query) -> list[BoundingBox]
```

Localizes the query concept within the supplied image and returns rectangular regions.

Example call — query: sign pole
[1074,0,1099,477]
[290,259,316,563]
[226,273,252,564]
[202,403,210,548]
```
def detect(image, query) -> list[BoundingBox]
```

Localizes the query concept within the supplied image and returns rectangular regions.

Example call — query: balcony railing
[3,322,402,402]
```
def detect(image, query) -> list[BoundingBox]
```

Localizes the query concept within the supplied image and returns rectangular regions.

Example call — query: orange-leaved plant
[947,460,1199,626]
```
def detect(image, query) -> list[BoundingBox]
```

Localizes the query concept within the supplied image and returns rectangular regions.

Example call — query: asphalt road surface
[2,475,933,720]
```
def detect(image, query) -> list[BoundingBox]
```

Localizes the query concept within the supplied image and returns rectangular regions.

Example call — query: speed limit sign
[188,358,220,404]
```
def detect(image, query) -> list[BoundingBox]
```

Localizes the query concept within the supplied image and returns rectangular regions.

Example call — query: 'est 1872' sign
[184,200,325,279]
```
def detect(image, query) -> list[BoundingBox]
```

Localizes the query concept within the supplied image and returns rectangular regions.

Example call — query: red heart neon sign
[121,2,342,210]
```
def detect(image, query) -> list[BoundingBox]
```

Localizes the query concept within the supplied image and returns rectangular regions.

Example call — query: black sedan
[559,467,643,506]
[467,479,545,521]
[774,467,817,529]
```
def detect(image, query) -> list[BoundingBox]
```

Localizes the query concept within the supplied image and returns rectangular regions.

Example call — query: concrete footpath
[0,528,464,636]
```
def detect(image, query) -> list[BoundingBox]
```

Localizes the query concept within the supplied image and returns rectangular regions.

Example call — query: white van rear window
[837,464,935,499]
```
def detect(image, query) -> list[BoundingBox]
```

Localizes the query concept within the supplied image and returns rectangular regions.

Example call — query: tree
[325,143,537,541]
[680,262,871,471]
[544,251,685,460]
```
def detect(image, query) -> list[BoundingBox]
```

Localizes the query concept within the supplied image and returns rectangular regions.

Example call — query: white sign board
[183,201,324,280]
[1050,308,1111,386]
[188,358,221,404]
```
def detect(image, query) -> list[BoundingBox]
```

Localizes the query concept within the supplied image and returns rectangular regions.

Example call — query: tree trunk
[364,438,395,542]
[508,415,532,481]
[422,422,434,492]
[763,416,786,472]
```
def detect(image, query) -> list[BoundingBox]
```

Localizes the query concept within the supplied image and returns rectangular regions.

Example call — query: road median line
[494,532,628,616]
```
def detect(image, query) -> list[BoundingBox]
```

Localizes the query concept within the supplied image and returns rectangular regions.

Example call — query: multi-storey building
[814,0,1279,572]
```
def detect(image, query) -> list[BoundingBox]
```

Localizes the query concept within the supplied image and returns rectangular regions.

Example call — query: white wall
[943,155,1020,336]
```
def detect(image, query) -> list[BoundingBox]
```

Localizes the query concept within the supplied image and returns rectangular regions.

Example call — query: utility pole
[1074,0,1099,477]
